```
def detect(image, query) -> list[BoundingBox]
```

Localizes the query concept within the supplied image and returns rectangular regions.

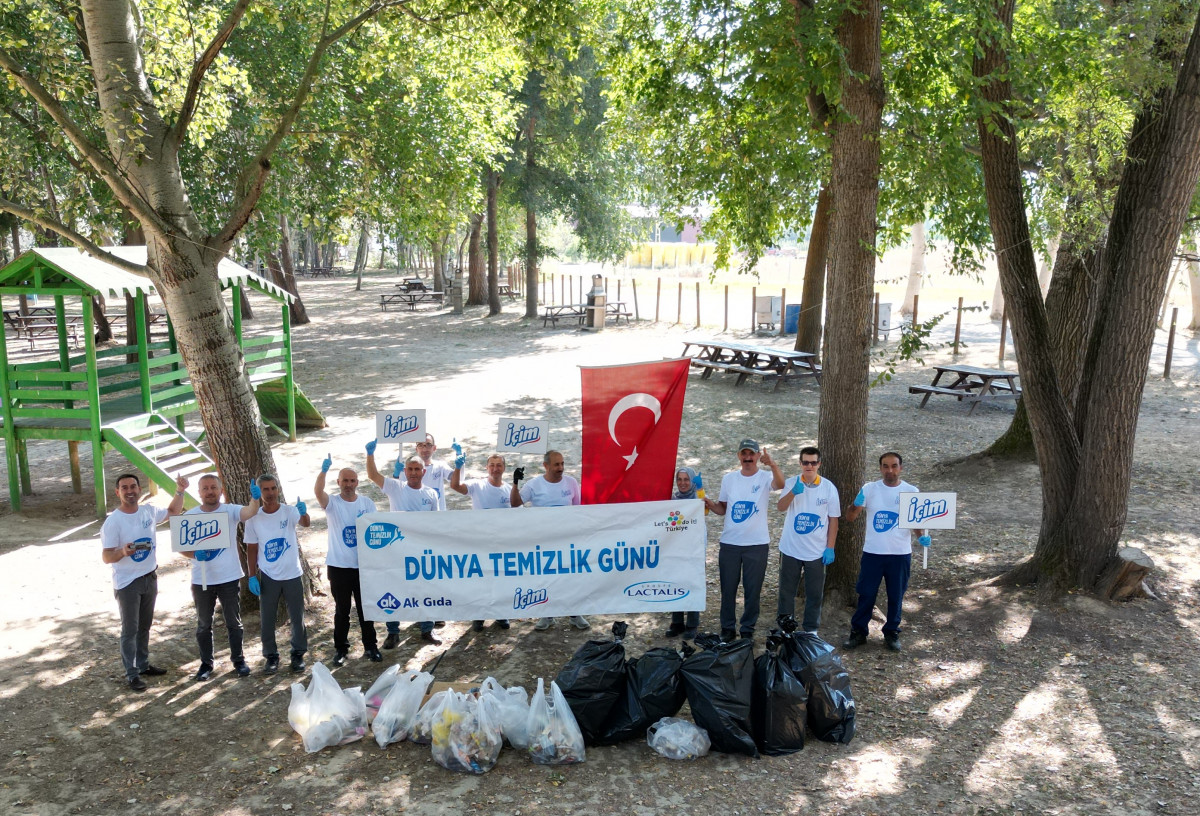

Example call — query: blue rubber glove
[248,575,260,596]
[693,472,703,490]
[392,456,402,479]
[918,534,932,548]
[365,439,378,456]
[822,547,835,566]
[853,489,866,507]
[249,481,261,501]
[296,500,308,516]
[321,453,332,473]
[791,478,805,496]
[454,454,466,470]
[451,438,463,458]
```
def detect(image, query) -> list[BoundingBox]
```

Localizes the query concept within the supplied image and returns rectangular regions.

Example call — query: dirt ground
[1,256,1198,816]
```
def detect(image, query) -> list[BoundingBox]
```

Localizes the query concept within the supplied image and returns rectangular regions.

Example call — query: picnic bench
[607,300,632,324]
[498,283,522,299]
[909,364,1021,414]
[9,314,83,349]
[379,291,445,311]
[680,339,822,391]
[398,277,428,292]
[3,306,55,331]
[542,303,586,327]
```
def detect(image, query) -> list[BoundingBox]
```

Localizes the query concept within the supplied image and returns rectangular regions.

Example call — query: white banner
[376,409,426,445]
[899,492,957,529]
[356,499,707,622]
[496,417,549,454]
[169,512,232,553]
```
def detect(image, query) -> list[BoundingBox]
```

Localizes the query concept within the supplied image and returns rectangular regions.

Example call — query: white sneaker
[534,617,553,630]
[569,615,591,630]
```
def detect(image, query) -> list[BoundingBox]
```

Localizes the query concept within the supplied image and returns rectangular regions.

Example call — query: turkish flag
[580,358,691,504]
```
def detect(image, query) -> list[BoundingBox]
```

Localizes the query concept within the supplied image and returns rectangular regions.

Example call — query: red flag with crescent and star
[580,358,691,504]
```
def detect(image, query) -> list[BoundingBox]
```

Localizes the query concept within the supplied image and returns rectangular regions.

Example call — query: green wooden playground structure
[0,247,326,520]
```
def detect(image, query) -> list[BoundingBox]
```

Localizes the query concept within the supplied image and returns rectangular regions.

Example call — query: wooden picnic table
[606,300,632,324]
[542,303,586,327]
[398,277,428,292]
[498,283,522,299]
[909,363,1021,414]
[8,314,83,349]
[680,339,822,391]
[379,291,445,311]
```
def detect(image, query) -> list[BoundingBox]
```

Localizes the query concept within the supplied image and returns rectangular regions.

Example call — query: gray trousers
[192,579,245,668]
[260,574,307,660]
[776,553,826,632]
[114,571,157,681]
[718,543,770,635]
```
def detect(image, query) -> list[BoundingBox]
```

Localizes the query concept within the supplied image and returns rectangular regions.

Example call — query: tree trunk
[1189,233,1200,329]
[91,295,113,342]
[378,227,388,269]
[487,169,502,316]
[794,183,830,358]
[352,219,369,292]
[277,214,309,324]
[901,221,925,316]
[432,238,445,293]
[238,285,255,321]
[818,0,885,600]
[466,211,485,306]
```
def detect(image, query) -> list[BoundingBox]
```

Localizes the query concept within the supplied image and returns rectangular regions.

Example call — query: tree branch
[169,0,253,150]
[0,198,151,275]
[0,46,174,237]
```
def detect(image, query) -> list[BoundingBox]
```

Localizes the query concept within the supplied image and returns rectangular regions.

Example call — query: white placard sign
[496,417,549,454]
[357,499,707,621]
[376,409,426,444]
[898,492,957,529]
[169,512,232,552]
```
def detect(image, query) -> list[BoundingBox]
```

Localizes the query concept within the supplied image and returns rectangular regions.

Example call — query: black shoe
[665,622,686,638]
[419,631,442,645]
[128,676,147,692]
[382,633,400,650]
[234,662,251,678]
[263,656,280,675]
[139,664,168,676]
[366,648,383,662]
[842,631,868,649]
[720,628,737,642]
[740,631,755,643]
[433,621,446,628]
[472,620,485,632]
[682,628,698,640]
[497,620,511,630]
[332,652,348,667]
[289,657,305,673]
[194,664,213,682]
[884,633,902,652]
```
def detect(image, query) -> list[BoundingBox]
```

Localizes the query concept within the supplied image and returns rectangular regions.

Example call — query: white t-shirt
[718,469,776,546]
[422,458,453,510]
[100,505,169,590]
[519,474,581,507]
[185,503,245,586]
[381,477,440,512]
[324,493,377,568]
[243,504,303,581]
[778,476,841,561]
[860,479,919,555]
[466,478,513,510]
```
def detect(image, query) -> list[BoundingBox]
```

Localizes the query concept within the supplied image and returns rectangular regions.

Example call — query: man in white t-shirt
[99,472,188,692]
[704,438,784,642]
[366,447,443,644]
[511,449,587,631]
[178,474,260,681]
[243,473,311,673]
[314,456,380,666]
[417,433,454,510]
[841,451,930,652]
[775,446,840,634]
[449,452,513,631]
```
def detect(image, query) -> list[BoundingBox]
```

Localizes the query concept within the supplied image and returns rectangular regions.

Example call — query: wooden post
[135,291,152,413]
[632,279,640,320]
[779,288,787,337]
[998,308,1008,366]
[1164,307,1179,378]
[873,293,880,346]
[578,275,583,305]
[617,279,622,301]
[541,273,545,304]
[953,297,963,355]
[912,293,919,330]
[283,301,297,442]
[724,285,729,333]
[675,281,682,326]
[751,286,757,333]
[695,282,701,329]
[655,277,662,322]
[69,441,81,494]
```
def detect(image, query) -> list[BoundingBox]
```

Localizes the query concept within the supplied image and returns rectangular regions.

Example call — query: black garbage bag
[679,633,758,757]
[596,647,686,745]
[801,652,856,744]
[751,634,807,755]
[554,621,628,744]
[776,615,835,674]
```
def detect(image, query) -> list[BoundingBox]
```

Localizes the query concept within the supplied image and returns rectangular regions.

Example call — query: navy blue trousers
[850,552,911,636]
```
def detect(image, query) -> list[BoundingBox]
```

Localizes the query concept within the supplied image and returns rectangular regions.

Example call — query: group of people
[685,440,931,652]
[99,432,930,694]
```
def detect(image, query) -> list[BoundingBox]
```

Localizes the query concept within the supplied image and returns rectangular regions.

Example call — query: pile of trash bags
[288,663,369,753]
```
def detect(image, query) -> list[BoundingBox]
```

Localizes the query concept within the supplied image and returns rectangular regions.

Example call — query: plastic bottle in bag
[479,677,531,749]
[373,669,434,748]
[647,717,711,760]
[431,691,503,774]
[526,679,586,765]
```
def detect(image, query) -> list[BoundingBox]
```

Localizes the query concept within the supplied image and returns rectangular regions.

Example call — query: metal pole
[1164,307,1179,378]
